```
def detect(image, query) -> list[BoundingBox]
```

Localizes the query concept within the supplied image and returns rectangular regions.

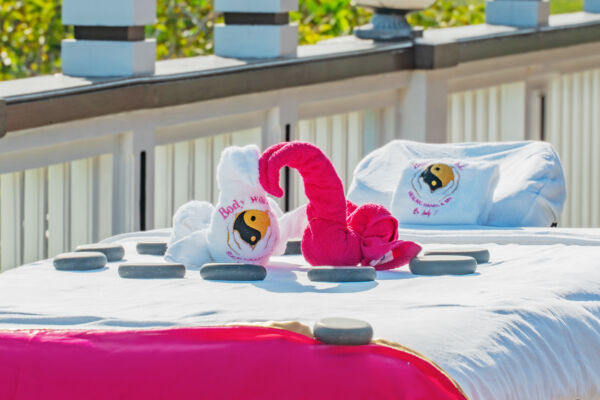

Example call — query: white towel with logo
[390,159,499,225]
[348,140,566,227]
[165,145,287,268]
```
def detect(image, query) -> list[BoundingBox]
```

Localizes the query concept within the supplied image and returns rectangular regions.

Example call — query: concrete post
[585,0,600,13]
[486,0,550,28]
[214,0,298,59]
[61,0,157,77]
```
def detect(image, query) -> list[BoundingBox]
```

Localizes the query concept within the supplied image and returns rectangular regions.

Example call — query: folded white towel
[165,145,283,268]
[348,140,566,227]
[390,159,499,225]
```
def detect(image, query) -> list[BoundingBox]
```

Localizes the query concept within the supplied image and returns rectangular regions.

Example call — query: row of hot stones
[52,240,489,281]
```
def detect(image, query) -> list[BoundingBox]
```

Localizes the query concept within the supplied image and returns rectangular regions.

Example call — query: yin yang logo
[420,163,455,192]
[411,162,460,203]
[233,210,271,248]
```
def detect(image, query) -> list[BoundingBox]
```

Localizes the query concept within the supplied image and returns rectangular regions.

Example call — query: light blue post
[486,0,550,28]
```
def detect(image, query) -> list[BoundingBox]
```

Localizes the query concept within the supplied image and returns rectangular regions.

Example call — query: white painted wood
[62,0,156,26]
[331,114,348,189]
[215,25,297,59]
[194,137,213,203]
[96,154,114,240]
[500,82,526,141]
[560,75,572,227]
[400,71,448,143]
[475,89,488,142]
[173,141,192,212]
[463,91,475,142]
[70,158,93,248]
[0,172,23,271]
[570,73,583,227]
[214,0,297,13]
[23,168,47,264]
[62,39,156,78]
[591,70,600,227]
[154,144,173,229]
[347,112,363,194]
[212,134,231,204]
[48,163,70,258]
[232,127,262,147]
[581,71,592,227]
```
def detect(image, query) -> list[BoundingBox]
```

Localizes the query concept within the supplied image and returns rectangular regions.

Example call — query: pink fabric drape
[0,326,466,400]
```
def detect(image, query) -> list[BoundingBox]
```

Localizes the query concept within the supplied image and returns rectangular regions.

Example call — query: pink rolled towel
[259,142,421,270]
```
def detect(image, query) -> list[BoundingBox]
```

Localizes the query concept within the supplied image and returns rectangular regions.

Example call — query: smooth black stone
[307,267,376,282]
[54,252,107,271]
[409,255,477,276]
[314,317,373,346]
[424,247,490,264]
[136,241,168,256]
[75,244,125,262]
[118,263,186,279]
[200,263,267,281]
[284,240,302,255]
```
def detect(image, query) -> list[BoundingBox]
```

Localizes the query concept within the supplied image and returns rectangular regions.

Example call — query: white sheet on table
[0,228,598,400]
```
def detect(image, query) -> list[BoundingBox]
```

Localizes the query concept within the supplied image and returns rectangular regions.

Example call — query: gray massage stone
[118,263,186,279]
[200,263,267,281]
[307,267,376,283]
[136,241,168,256]
[424,247,490,264]
[284,240,302,255]
[54,252,107,271]
[314,317,373,346]
[75,243,125,262]
[409,255,477,276]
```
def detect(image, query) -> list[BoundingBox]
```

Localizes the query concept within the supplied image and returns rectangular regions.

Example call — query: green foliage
[291,0,372,45]
[0,0,67,80]
[408,1,486,29]
[0,0,586,81]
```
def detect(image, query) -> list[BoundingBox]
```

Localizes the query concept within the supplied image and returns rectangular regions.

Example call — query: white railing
[2,12,600,271]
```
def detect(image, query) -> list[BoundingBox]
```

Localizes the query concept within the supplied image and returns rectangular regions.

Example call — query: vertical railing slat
[153,144,173,228]
[463,91,474,141]
[347,112,364,189]
[581,72,592,227]
[194,137,213,203]
[591,70,600,227]
[500,82,526,141]
[331,114,348,189]
[96,154,114,240]
[71,158,93,248]
[0,172,23,271]
[23,168,47,264]
[173,141,192,212]
[212,134,232,204]
[48,163,70,258]
[474,89,488,142]
[560,75,572,227]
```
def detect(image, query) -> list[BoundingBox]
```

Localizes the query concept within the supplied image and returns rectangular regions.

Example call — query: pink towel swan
[259,142,421,270]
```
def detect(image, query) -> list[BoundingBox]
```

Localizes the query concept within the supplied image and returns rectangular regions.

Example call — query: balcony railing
[1,11,600,271]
